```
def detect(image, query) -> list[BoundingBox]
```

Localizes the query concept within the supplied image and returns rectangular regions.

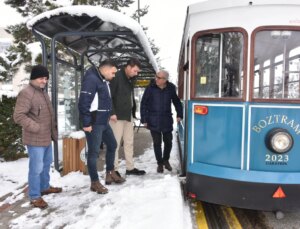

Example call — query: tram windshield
[253,30,300,100]
[194,31,244,98]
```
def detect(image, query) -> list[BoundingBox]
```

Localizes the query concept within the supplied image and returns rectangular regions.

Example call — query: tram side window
[194,32,244,98]
[253,30,300,99]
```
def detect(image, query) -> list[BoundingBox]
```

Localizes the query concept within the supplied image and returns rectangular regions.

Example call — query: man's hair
[158,69,169,80]
[126,57,142,68]
[99,59,118,69]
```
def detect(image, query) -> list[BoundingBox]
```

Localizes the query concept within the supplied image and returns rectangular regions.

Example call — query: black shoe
[163,161,172,171]
[157,164,164,173]
[126,168,146,175]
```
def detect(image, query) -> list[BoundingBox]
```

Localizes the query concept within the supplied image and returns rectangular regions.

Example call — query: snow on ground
[0,158,28,198]
[0,147,192,229]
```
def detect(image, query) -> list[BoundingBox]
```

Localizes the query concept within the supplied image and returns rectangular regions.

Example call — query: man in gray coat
[13,65,62,209]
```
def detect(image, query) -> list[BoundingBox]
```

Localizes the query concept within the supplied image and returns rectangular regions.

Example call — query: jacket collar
[120,68,136,83]
[93,66,107,82]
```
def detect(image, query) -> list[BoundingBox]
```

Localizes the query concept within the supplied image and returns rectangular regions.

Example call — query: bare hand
[110,115,117,122]
[177,117,182,122]
[83,126,92,132]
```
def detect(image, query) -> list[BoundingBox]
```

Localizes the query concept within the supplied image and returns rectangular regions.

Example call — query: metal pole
[138,0,140,23]
[50,37,60,172]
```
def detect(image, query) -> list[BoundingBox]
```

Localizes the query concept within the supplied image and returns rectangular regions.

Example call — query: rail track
[192,201,270,229]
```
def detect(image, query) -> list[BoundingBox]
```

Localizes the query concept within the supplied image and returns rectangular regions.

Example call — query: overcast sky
[0,0,203,82]
[138,0,187,80]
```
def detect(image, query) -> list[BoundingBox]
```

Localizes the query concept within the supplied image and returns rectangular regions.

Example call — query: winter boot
[30,197,48,209]
[105,170,126,185]
[41,186,62,195]
[90,181,108,194]
[163,161,172,171]
[157,164,164,173]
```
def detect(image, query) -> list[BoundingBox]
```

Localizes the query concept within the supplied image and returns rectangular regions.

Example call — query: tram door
[188,30,246,169]
[178,39,190,174]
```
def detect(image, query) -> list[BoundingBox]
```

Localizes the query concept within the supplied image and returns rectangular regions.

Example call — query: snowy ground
[0,147,193,229]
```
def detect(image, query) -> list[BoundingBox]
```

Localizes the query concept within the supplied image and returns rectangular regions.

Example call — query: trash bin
[63,133,87,175]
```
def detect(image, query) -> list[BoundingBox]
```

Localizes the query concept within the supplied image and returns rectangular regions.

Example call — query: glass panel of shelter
[194,32,244,98]
[57,63,79,136]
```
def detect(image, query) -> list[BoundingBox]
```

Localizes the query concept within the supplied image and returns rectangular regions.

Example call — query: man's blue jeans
[85,124,116,182]
[27,144,52,200]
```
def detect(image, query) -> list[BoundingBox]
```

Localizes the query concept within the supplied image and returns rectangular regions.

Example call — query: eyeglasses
[156,75,166,80]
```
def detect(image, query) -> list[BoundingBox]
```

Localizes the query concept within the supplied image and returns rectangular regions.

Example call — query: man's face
[155,72,168,87]
[31,77,48,89]
[102,66,117,81]
[125,65,140,78]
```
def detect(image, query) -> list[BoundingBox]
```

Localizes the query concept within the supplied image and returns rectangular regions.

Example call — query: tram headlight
[265,128,293,154]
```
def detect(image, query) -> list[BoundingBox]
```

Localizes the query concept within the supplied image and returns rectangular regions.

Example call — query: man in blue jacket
[140,70,183,173]
[78,60,125,194]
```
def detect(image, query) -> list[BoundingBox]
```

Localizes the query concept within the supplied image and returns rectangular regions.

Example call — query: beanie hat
[30,65,49,80]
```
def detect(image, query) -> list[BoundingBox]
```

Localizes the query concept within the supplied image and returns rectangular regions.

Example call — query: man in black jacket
[140,70,183,173]
[110,58,146,176]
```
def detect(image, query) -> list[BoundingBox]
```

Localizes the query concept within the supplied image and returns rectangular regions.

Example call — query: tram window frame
[250,26,300,103]
[190,28,248,101]
[178,47,185,100]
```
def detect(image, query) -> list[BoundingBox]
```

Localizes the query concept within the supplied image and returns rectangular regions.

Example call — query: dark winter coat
[140,80,183,133]
[13,83,58,146]
[109,68,136,121]
[78,66,112,127]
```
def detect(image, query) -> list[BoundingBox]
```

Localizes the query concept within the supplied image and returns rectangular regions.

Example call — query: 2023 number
[265,154,289,162]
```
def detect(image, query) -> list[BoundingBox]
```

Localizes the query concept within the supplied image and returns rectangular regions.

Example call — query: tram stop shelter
[26,5,158,172]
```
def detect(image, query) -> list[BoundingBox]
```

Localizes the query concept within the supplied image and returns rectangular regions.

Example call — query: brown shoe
[41,186,62,195]
[163,161,172,171]
[30,197,48,209]
[90,181,108,194]
[157,164,164,173]
[105,170,126,185]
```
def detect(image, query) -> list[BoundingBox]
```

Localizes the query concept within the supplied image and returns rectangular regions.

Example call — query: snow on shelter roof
[26,5,158,75]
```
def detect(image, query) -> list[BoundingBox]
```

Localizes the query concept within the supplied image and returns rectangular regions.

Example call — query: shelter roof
[27,5,158,75]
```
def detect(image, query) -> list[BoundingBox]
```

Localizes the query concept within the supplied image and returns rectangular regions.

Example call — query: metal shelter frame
[27,6,158,171]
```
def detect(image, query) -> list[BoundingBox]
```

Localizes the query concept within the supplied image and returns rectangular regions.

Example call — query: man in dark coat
[109,58,146,176]
[14,65,62,209]
[140,70,183,173]
[78,60,125,195]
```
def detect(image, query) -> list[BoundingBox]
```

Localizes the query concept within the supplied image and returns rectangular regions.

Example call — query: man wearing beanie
[13,64,62,209]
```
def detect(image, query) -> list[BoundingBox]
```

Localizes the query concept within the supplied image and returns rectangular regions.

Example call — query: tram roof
[26,5,158,75]
[189,0,300,14]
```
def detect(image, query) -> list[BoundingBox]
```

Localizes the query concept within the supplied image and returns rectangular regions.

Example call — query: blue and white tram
[177,0,300,211]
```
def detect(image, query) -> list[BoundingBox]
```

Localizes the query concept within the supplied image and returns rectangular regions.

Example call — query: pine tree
[0,95,26,161]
